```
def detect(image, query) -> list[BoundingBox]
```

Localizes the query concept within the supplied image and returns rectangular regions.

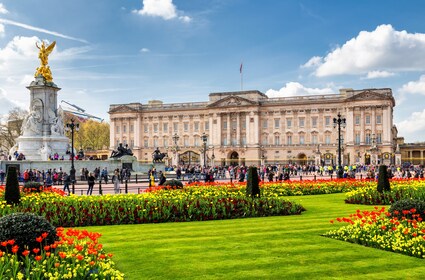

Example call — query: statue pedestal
[14,76,69,161]
[16,136,69,161]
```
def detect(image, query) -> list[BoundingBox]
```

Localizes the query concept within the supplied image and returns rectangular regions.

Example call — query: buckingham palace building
[108,88,398,167]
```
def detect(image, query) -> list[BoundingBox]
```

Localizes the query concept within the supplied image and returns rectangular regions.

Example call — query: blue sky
[1,0,425,142]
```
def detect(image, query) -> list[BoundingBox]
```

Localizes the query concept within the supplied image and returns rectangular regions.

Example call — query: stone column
[136,115,142,148]
[383,106,390,144]
[110,118,116,150]
[371,107,376,135]
[246,113,251,145]
[360,109,365,144]
[236,112,240,146]
[253,112,259,145]
[346,107,354,144]
[217,113,222,146]
[226,113,231,146]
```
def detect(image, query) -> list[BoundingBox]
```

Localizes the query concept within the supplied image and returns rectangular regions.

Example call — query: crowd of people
[1,162,423,196]
[164,162,425,183]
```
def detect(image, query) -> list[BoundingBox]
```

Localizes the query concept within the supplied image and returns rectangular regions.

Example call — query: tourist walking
[44,173,53,188]
[87,172,95,195]
[63,172,71,195]
[159,171,166,186]
[112,170,120,194]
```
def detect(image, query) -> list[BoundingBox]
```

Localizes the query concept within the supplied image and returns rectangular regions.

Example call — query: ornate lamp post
[65,119,79,194]
[200,132,208,168]
[370,133,379,165]
[333,113,346,179]
[210,146,215,167]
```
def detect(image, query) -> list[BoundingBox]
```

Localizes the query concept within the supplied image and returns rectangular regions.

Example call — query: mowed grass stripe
[85,193,425,279]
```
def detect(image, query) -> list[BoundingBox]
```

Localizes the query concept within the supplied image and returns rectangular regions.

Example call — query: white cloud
[396,110,425,137]
[133,0,192,22]
[0,3,8,14]
[301,56,322,68]
[265,82,335,98]
[0,23,4,37]
[179,15,191,23]
[364,70,395,79]
[0,87,23,115]
[140,48,150,52]
[396,74,425,105]
[305,24,425,77]
[399,75,425,95]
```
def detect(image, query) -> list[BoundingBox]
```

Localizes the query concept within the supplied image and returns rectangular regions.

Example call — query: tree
[63,113,109,151]
[377,165,391,193]
[4,166,20,205]
[0,107,28,153]
[246,166,260,198]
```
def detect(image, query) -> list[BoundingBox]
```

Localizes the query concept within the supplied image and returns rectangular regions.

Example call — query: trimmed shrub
[0,212,57,255]
[4,166,20,205]
[246,166,260,198]
[163,179,184,189]
[23,181,43,193]
[377,165,390,193]
[389,198,425,221]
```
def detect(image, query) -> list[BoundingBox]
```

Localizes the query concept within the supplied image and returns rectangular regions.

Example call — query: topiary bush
[389,198,425,221]
[23,181,43,193]
[0,212,57,255]
[246,166,260,198]
[377,165,390,193]
[163,179,184,189]
[4,166,20,205]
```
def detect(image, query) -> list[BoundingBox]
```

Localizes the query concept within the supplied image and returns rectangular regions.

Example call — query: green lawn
[85,194,425,279]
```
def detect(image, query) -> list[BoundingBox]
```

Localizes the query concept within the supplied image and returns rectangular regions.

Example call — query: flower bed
[345,179,425,205]
[182,179,373,196]
[324,207,425,259]
[0,186,305,227]
[0,227,124,279]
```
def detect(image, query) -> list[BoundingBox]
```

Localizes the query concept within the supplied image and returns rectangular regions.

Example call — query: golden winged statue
[34,41,56,82]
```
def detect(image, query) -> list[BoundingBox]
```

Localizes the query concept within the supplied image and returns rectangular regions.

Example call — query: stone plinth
[13,76,69,161]
[16,136,69,161]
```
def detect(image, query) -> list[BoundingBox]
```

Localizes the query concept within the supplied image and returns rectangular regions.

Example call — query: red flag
[240,63,243,74]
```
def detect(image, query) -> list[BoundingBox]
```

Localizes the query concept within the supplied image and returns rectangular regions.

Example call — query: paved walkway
[66,172,370,196]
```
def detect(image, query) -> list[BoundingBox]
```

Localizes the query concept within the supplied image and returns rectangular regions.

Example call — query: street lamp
[200,132,208,168]
[210,146,215,167]
[333,112,346,178]
[370,133,379,165]
[65,119,79,194]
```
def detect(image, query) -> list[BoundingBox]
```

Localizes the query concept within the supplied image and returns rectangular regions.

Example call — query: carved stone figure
[51,106,64,136]
[21,105,42,136]
[39,143,52,161]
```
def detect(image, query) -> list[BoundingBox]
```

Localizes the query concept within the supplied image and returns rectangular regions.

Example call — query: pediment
[109,105,139,114]
[346,90,391,101]
[207,95,258,108]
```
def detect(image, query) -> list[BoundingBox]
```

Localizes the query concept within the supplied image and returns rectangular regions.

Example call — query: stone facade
[109,88,397,167]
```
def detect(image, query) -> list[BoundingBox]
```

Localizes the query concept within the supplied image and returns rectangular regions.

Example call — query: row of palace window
[127,132,383,148]
[259,132,382,146]
[115,114,383,134]
[263,115,382,129]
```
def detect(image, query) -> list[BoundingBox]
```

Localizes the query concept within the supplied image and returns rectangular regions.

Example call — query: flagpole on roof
[240,62,243,91]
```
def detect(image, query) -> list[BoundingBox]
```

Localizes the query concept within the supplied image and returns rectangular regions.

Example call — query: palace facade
[108,88,398,167]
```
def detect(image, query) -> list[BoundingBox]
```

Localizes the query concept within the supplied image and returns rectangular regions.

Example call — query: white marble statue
[51,106,65,136]
[39,143,52,160]
[21,105,42,136]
